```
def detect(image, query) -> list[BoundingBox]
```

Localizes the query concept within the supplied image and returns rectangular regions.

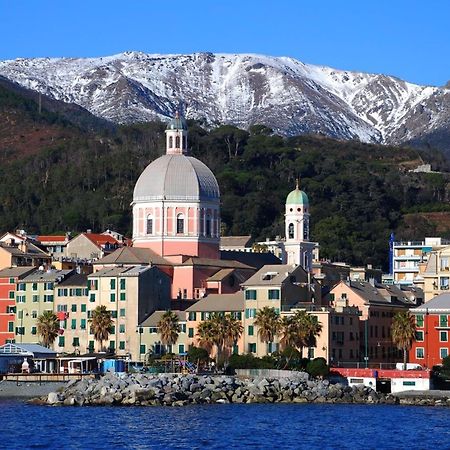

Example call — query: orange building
[409,293,450,368]
[0,267,35,345]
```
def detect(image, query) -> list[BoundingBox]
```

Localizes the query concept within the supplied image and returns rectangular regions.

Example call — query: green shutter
[188,328,194,338]
[81,304,86,312]
[248,325,254,336]
[71,319,76,329]
[110,279,116,289]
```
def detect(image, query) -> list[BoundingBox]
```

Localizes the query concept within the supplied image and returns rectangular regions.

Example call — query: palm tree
[157,311,181,353]
[197,313,243,367]
[89,305,114,352]
[392,311,416,369]
[36,311,59,348]
[254,307,281,353]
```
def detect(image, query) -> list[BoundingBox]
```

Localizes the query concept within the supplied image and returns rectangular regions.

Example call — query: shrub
[306,357,329,378]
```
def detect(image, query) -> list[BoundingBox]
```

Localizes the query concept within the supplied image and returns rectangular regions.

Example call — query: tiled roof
[241,264,303,287]
[95,247,169,266]
[0,267,36,278]
[220,236,252,248]
[84,233,119,246]
[21,269,73,283]
[57,273,88,287]
[88,265,152,278]
[412,293,450,313]
[220,250,281,270]
[139,310,186,327]
[37,235,68,243]
[186,291,244,312]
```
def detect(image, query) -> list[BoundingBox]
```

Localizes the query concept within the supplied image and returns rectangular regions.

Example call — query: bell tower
[284,179,315,270]
[165,111,188,155]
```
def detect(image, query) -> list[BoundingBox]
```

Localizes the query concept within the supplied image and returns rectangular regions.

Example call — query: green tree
[157,310,181,353]
[197,313,243,367]
[36,311,59,348]
[254,306,281,353]
[392,311,416,369]
[89,305,114,352]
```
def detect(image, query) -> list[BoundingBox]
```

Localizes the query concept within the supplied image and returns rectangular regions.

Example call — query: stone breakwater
[39,372,400,407]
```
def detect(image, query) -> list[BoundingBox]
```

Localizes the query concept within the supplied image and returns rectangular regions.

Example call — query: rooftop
[95,246,169,266]
[220,236,252,248]
[242,264,303,287]
[140,310,186,327]
[186,291,244,312]
[22,269,73,283]
[0,266,36,278]
[88,265,152,278]
[412,293,450,313]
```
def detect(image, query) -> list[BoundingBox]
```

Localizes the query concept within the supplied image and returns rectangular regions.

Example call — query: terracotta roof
[94,247,169,266]
[186,292,244,312]
[37,235,68,243]
[84,233,119,246]
[139,310,186,327]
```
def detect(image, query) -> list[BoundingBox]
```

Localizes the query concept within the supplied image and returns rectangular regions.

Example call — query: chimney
[86,229,92,234]
[18,241,28,253]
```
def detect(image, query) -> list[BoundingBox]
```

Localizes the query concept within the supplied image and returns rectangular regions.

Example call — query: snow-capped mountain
[0,51,448,146]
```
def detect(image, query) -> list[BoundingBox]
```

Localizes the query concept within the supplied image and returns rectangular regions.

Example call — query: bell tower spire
[165,111,188,155]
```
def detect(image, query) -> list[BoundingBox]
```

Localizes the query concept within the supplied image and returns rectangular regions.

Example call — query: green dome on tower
[286,180,309,205]
[167,111,187,130]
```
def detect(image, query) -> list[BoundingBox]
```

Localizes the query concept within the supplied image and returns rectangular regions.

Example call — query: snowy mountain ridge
[0,51,448,146]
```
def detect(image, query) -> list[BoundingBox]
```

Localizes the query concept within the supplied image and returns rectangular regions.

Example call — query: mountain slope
[0,52,448,152]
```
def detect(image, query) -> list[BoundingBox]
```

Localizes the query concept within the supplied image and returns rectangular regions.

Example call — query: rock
[47,392,60,405]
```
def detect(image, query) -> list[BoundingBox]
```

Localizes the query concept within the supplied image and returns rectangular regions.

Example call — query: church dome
[286,187,309,206]
[133,154,220,202]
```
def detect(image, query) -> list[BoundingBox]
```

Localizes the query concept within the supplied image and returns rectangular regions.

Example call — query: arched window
[146,215,153,235]
[177,214,184,234]
[303,220,309,240]
[288,223,294,239]
[183,135,187,150]
[175,136,180,148]
[206,215,211,237]
[169,136,173,148]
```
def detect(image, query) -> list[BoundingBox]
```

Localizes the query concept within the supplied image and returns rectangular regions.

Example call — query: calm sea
[1,399,449,449]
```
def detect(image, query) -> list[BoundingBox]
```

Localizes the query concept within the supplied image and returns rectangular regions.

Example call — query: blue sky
[1,0,449,86]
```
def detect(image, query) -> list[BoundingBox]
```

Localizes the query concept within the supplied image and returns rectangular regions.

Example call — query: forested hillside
[0,83,449,270]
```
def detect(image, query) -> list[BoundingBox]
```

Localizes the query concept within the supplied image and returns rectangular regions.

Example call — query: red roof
[38,235,67,243]
[85,233,120,247]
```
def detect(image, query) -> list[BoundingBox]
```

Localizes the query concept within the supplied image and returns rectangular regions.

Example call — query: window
[32,295,39,303]
[8,322,14,332]
[149,327,157,334]
[288,223,294,239]
[248,343,256,353]
[415,331,424,341]
[248,325,254,336]
[181,323,186,333]
[71,319,77,330]
[109,341,115,350]
[178,344,185,354]
[73,337,80,347]
[416,347,424,359]
[120,279,126,290]
[57,305,67,312]
[58,288,68,296]
[71,304,77,312]
[89,279,98,290]
[175,136,180,148]
[9,277,15,284]
[111,311,117,319]
[8,291,14,299]
[120,292,126,301]
[110,293,116,302]
[31,327,37,335]
[120,308,126,317]
[44,282,53,291]
[6,306,16,314]
[88,341,95,351]
[16,295,26,303]
[32,282,38,291]
[81,319,86,330]
[416,315,424,328]
[245,290,257,301]
[176,214,184,234]
[119,324,125,333]
[440,331,448,342]
[188,312,197,321]
[440,348,449,359]
[17,283,25,291]
[169,136,173,148]
[140,344,146,354]
[206,215,211,237]
[440,315,448,327]
[119,341,125,350]
[245,308,256,319]
[58,336,65,347]
[146,215,153,235]
[268,289,280,300]
[90,293,96,302]
[15,326,25,335]
[110,279,116,290]
[44,295,54,303]
[81,304,86,312]
[188,328,194,338]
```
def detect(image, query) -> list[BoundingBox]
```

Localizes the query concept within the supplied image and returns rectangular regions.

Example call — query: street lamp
[136,327,143,362]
